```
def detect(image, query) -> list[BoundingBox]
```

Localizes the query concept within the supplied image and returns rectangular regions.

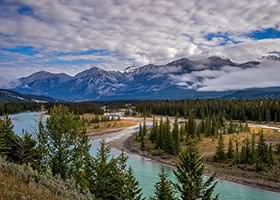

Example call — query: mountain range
[0,89,56,103]
[8,56,280,101]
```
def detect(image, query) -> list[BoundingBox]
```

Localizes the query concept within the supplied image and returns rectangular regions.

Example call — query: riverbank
[111,134,280,193]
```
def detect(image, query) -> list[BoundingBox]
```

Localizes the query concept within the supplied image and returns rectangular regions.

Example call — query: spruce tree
[256,130,267,171]
[117,152,144,200]
[227,136,234,160]
[179,123,185,142]
[174,140,218,200]
[138,123,142,139]
[143,118,147,136]
[151,168,176,200]
[186,113,196,138]
[92,140,119,199]
[0,119,9,155]
[9,131,38,165]
[37,105,91,187]
[234,136,240,164]
[250,133,256,164]
[140,122,145,151]
[125,167,144,200]
[172,117,180,155]
[268,144,274,166]
[0,115,14,153]
[157,118,164,148]
[214,133,226,161]
[245,135,251,163]
[150,117,157,143]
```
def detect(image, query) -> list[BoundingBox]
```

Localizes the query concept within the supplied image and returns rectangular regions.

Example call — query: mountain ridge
[9,56,280,101]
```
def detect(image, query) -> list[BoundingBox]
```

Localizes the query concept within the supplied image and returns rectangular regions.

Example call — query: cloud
[198,60,280,91]
[0,0,280,91]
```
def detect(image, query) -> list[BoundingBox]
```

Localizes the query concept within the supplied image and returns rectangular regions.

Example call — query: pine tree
[143,118,147,136]
[179,123,185,142]
[92,140,119,199]
[37,105,91,187]
[151,168,176,200]
[138,123,142,139]
[125,167,144,200]
[117,152,144,200]
[172,117,180,155]
[186,113,196,138]
[251,133,256,164]
[150,117,157,143]
[227,136,234,160]
[268,144,274,166]
[174,140,218,200]
[234,136,240,164]
[0,119,9,155]
[0,115,14,153]
[256,130,267,171]
[0,132,6,155]
[157,118,164,148]
[9,131,38,165]
[214,133,226,161]
[138,122,145,151]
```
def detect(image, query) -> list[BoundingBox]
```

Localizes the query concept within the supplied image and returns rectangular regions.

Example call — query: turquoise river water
[8,112,280,200]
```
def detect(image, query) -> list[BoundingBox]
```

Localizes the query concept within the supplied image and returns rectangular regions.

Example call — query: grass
[0,158,94,200]
[83,114,137,135]
[199,127,280,158]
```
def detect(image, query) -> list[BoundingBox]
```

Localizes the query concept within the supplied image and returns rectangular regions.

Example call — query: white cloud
[198,60,280,91]
[0,0,280,91]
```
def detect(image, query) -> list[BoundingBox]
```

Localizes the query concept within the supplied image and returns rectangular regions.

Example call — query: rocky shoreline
[112,134,280,193]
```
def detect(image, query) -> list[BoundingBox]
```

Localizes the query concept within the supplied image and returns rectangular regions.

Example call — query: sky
[0,0,280,90]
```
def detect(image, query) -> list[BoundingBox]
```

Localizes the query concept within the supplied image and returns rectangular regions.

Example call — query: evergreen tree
[179,123,185,142]
[0,115,14,153]
[214,133,226,161]
[93,141,144,200]
[186,113,196,138]
[143,118,147,136]
[268,144,274,166]
[92,140,119,199]
[140,123,145,151]
[150,117,157,143]
[172,117,180,155]
[137,123,142,141]
[125,167,144,200]
[37,105,92,188]
[256,130,267,171]
[251,133,256,164]
[9,131,38,165]
[151,168,176,200]
[0,132,6,155]
[234,136,240,164]
[174,140,218,200]
[157,118,164,148]
[0,118,10,155]
[227,136,234,160]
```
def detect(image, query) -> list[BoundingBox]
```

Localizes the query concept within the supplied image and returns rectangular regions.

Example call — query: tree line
[214,130,274,171]
[0,101,104,115]
[135,99,280,123]
[138,114,276,172]
[138,114,250,156]
[0,102,42,115]
[0,105,219,200]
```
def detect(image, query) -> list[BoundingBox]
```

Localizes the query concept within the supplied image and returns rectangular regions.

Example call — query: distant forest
[1,99,280,123]
[135,99,280,123]
[0,102,103,115]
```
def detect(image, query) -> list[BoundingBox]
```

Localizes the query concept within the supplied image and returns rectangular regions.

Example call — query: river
[8,112,280,200]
